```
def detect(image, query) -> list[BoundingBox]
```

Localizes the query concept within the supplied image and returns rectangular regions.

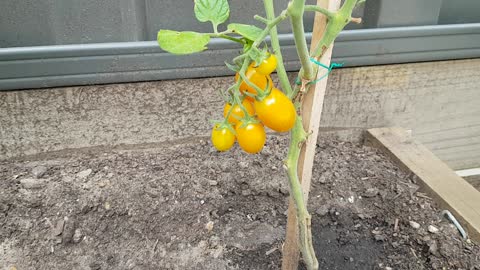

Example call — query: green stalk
[287,0,314,80]
[312,0,358,57]
[285,118,318,269]
[263,0,293,96]
[281,1,360,269]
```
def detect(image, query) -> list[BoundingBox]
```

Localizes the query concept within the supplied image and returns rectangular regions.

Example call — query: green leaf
[157,30,210,55]
[227,23,263,41]
[194,0,230,28]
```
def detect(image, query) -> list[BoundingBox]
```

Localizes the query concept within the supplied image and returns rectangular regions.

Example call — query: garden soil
[1,136,479,270]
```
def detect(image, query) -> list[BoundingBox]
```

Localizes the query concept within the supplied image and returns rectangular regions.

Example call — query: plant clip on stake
[157,0,361,269]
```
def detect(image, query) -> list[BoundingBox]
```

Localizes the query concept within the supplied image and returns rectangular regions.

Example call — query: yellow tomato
[254,88,296,132]
[211,124,235,152]
[235,121,266,154]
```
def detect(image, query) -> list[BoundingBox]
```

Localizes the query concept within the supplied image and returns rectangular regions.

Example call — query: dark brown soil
[1,137,479,270]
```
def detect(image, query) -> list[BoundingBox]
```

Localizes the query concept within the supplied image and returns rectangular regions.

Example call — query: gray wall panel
[1,24,479,91]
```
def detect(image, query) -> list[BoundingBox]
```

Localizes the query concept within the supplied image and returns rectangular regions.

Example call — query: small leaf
[227,23,263,41]
[194,0,230,27]
[157,30,210,55]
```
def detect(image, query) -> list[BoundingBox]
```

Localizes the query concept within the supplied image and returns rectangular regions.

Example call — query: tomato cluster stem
[263,0,293,97]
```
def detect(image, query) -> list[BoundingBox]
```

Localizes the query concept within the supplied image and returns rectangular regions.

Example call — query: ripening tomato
[251,53,277,75]
[235,67,273,101]
[211,124,235,152]
[254,88,296,132]
[223,100,255,126]
[235,121,266,154]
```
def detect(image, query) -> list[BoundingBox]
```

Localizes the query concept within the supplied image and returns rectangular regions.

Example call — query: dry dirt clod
[52,219,65,236]
[31,166,47,178]
[73,229,83,243]
[363,187,379,198]
[77,169,92,179]
[62,217,76,244]
[315,205,329,216]
[238,162,248,169]
[20,178,46,189]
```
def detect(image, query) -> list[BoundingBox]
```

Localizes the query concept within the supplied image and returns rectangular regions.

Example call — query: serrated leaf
[227,23,263,41]
[157,30,210,55]
[194,0,230,27]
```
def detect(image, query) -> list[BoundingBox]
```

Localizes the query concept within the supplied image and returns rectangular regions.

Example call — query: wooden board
[320,58,480,170]
[366,127,480,241]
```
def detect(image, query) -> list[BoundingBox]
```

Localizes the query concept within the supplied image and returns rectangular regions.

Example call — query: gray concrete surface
[1,58,479,170]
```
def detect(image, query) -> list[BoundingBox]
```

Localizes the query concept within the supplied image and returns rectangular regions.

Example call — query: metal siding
[0,0,479,90]
[1,24,479,90]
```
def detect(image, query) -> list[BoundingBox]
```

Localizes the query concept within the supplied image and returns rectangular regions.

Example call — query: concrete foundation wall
[1,58,479,170]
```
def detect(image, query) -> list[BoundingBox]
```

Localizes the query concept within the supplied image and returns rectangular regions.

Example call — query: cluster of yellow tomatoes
[211,54,297,154]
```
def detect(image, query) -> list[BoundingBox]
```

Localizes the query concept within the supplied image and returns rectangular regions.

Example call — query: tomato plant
[234,67,273,101]
[157,0,362,268]
[223,99,255,125]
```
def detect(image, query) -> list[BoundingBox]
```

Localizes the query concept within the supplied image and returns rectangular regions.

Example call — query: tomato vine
[157,0,362,269]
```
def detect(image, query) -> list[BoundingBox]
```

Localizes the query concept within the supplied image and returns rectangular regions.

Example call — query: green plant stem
[312,0,358,57]
[252,10,288,48]
[287,0,314,80]
[304,5,334,18]
[212,33,243,43]
[263,0,293,97]
[285,118,318,270]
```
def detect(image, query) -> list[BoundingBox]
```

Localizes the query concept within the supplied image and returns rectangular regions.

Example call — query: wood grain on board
[366,127,480,242]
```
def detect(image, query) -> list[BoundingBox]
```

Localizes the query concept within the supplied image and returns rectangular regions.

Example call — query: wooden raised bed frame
[366,127,480,242]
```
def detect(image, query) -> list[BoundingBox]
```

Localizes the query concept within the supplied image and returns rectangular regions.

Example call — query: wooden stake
[281,0,341,269]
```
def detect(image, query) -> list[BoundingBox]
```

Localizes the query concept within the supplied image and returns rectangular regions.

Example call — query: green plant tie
[295,58,343,85]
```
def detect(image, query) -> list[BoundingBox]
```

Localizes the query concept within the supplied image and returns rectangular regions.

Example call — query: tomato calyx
[234,113,259,129]
[212,120,236,135]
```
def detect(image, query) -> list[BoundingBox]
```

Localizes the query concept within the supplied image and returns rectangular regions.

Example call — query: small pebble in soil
[205,221,214,232]
[347,195,355,203]
[428,225,439,233]
[77,169,92,179]
[409,221,421,229]
[31,166,47,178]
[208,180,218,186]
